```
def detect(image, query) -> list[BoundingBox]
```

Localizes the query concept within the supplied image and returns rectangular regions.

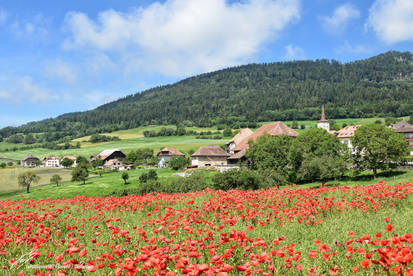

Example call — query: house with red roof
[191,145,229,168]
[228,121,298,164]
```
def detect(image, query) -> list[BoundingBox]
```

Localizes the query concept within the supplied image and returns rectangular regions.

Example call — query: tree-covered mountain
[1,51,413,143]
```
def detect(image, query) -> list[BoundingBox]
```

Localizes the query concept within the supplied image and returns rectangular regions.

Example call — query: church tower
[317,105,330,131]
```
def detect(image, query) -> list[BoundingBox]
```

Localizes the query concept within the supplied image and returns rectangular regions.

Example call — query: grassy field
[0,168,177,200]
[0,167,73,193]
[73,125,220,142]
[1,165,412,201]
[0,136,225,160]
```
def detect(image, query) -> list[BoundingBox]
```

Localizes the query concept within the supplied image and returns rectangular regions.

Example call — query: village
[19,106,413,172]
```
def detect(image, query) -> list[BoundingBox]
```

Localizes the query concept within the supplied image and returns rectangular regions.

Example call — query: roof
[21,154,40,161]
[336,125,360,138]
[389,120,412,130]
[192,145,230,157]
[61,156,77,161]
[92,149,125,161]
[233,121,298,152]
[392,121,413,133]
[99,149,122,157]
[228,149,247,160]
[44,155,59,161]
[157,147,185,157]
[226,128,254,145]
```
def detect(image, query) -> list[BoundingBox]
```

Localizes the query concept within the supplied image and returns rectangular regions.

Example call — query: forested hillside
[1,51,413,143]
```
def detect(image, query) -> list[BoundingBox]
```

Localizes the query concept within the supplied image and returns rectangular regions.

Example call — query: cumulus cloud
[367,0,413,44]
[336,40,373,54]
[9,14,49,41]
[63,0,300,76]
[0,76,54,104]
[320,3,360,34]
[44,59,77,84]
[284,44,306,60]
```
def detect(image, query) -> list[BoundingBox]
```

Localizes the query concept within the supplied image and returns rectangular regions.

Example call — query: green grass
[0,136,225,160]
[0,168,176,200]
[1,165,413,201]
[73,125,219,142]
[0,167,73,193]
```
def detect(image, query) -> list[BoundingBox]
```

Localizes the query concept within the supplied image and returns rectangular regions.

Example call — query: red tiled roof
[192,145,229,157]
[336,125,360,138]
[233,121,298,152]
[228,149,247,160]
[157,147,185,157]
[226,128,254,145]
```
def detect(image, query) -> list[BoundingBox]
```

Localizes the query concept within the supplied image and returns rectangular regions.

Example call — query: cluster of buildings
[20,155,77,168]
[20,106,413,170]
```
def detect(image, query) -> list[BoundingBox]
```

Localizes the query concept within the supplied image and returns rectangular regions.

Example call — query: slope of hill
[1,51,413,143]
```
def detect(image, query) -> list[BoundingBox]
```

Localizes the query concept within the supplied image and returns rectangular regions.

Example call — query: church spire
[321,105,326,121]
[317,105,330,131]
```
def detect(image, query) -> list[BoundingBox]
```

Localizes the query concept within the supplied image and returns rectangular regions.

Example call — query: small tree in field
[121,171,129,184]
[72,164,89,185]
[50,174,62,187]
[18,172,40,193]
[352,124,409,178]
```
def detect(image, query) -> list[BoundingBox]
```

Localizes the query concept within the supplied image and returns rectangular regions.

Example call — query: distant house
[157,147,185,168]
[228,121,299,163]
[191,145,229,168]
[389,120,412,130]
[20,155,40,167]
[43,155,60,167]
[392,121,413,155]
[226,128,253,154]
[103,159,125,171]
[317,105,330,131]
[331,125,360,153]
[91,149,126,162]
[61,156,77,167]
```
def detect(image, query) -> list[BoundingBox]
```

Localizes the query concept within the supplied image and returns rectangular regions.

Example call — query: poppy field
[1,182,412,275]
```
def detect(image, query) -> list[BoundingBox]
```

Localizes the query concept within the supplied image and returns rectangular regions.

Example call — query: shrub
[213,169,262,190]
[136,179,160,194]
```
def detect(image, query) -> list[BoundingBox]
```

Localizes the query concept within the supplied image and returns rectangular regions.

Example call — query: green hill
[1,51,413,144]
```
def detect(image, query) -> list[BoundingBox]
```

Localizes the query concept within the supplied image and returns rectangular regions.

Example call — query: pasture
[0,167,72,193]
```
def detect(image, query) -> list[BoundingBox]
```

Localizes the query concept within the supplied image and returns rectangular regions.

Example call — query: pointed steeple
[317,105,330,131]
[318,105,328,122]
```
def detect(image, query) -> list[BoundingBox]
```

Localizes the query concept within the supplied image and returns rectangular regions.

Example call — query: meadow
[0,181,411,275]
[0,167,72,193]
[0,136,225,160]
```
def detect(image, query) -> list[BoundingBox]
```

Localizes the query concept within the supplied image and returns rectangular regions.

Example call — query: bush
[139,169,158,183]
[136,179,161,194]
[213,169,262,190]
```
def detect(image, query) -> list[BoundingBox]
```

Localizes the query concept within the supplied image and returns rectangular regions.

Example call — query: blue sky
[0,0,412,128]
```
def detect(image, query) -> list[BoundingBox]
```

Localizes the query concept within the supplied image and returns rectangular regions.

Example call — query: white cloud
[320,3,360,34]
[17,76,53,102]
[44,59,77,84]
[336,40,373,54]
[63,0,300,76]
[0,8,7,25]
[9,14,49,41]
[284,44,306,60]
[367,0,413,44]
